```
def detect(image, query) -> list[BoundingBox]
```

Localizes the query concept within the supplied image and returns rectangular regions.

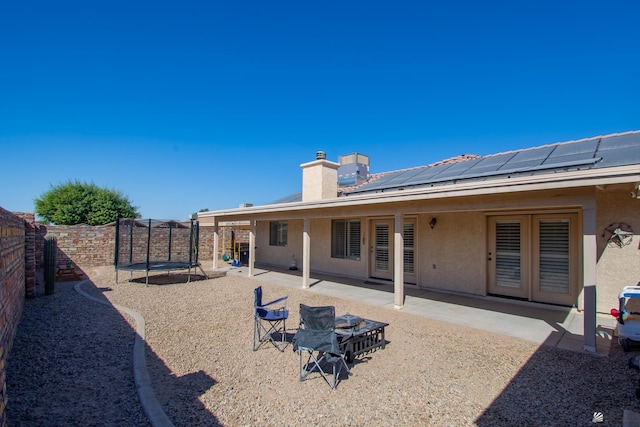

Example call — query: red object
[611,308,620,317]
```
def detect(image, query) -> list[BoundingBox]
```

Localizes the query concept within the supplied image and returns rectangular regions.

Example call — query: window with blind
[538,220,570,294]
[269,221,288,246]
[332,219,361,260]
[495,221,521,288]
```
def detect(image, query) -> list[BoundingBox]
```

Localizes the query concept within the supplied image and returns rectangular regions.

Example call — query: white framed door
[370,219,393,280]
[487,213,579,306]
[402,220,417,284]
[488,216,530,299]
[531,214,579,306]
[369,218,417,283]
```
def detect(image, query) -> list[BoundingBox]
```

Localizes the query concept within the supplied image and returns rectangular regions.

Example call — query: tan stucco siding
[308,218,368,279]
[255,217,369,279]
[255,219,304,267]
[596,187,640,311]
[301,160,339,202]
[417,212,486,295]
[246,185,638,312]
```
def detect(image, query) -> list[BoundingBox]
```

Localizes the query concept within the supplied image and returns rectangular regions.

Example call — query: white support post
[394,212,405,309]
[583,203,597,352]
[248,220,255,277]
[303,217,310,289]
[212,219,219,270]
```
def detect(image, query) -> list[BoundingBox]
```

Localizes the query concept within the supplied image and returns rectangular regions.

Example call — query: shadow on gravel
[475,344,640,426]
[90,278,223,426]
[128,271,226,286]
[6,276,221,426]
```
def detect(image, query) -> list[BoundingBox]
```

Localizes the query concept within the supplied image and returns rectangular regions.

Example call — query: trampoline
[114,218,208,285]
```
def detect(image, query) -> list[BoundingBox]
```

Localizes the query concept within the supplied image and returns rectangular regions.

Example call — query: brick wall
[39,225,116,269]
[15,213,37,299]
[39,224,248,270]
[0,208,29,427]
[198,226,250,266]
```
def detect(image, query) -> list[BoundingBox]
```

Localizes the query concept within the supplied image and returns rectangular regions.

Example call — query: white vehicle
[611,285,640,352]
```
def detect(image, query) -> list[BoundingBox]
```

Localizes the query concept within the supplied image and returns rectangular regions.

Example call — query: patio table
[335,314,388,363]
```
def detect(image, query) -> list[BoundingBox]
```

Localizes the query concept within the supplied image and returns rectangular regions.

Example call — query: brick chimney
[300,151,340,201]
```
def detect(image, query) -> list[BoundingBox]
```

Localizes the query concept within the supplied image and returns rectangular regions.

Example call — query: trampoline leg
[145,271,149,287]
[198,265,209,279]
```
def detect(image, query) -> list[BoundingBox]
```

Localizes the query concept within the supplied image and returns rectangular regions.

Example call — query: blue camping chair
[292,304,350,389]
[253,286,289,351]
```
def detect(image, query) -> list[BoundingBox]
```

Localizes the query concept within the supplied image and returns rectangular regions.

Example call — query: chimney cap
[316,151,326,160]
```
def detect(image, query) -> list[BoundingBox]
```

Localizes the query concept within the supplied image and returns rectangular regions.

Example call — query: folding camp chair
[292,304,350,389]
[253,286,289,351]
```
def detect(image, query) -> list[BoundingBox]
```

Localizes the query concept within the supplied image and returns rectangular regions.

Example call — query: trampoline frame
[114,218,208,285]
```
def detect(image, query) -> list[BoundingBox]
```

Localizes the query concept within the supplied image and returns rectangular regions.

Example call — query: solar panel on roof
[427,158,482,180]
[272,192,302,204]
[599,134,640,150]
[597,149,640,168]
[595,134,640,168]
[550,139,599,156]
[440,157,482,172]
[385,169,425,184]
[346,132,640,196]
[401,165,450,186]
[542,153,598,166]
[497,147,551,172]
[460,152,517,175]
[361,168,427,191]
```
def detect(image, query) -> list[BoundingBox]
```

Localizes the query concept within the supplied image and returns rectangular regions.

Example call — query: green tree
[192,208,209,219]
[35,181,139,225]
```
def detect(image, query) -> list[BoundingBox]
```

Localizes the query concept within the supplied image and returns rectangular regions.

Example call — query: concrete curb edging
[74,281,174,427]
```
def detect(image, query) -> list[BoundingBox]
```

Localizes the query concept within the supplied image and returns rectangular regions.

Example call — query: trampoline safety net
[114,218,207,285]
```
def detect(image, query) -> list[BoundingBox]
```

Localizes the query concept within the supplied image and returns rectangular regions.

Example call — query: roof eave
[198,165,640,220]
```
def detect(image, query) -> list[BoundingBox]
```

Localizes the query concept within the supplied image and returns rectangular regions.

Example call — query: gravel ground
[7,265,640,426]
[6,273,150,426]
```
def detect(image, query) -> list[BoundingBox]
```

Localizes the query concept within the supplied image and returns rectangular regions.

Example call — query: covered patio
[222,263,615,355]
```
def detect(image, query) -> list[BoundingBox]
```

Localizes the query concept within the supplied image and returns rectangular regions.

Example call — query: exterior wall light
[429,217,437,229]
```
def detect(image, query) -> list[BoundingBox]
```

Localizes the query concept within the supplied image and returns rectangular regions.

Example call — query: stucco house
[199,131,640,352]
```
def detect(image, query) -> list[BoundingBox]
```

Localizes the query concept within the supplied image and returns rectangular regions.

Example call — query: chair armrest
[263,296,288,308]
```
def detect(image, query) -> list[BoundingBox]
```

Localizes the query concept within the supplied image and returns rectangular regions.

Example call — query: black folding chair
[292,304,350,389]
[253,286,289,351]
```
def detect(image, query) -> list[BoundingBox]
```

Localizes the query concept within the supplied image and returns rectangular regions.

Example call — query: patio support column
[394,211,404,309]
[212,218,219,270]
[583,201,597,353]
[302,217,310,289]
[248,220,256,277]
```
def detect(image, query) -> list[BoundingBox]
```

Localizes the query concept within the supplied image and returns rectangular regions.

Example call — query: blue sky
[1,1,638,220]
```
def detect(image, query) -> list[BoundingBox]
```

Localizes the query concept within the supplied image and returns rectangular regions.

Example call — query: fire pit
[335,313,365,329]
[334,314,388,363]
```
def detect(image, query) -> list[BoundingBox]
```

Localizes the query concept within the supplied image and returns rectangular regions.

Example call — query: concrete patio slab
[221,265,617,356]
